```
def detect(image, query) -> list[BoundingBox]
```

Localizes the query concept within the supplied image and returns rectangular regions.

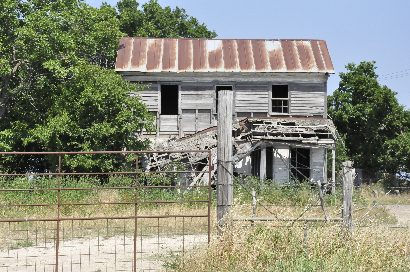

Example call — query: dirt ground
[1,205,409,272]
[0,234,207,272]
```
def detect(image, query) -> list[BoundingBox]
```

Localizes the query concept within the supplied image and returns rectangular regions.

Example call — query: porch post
[259,144,266,181]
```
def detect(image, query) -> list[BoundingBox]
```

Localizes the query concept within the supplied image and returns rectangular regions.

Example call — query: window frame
[290,147,311,182]
[270,84,290,115]
[159,84,180,115]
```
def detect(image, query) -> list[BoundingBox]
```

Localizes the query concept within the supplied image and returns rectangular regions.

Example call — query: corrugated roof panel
[266,40,285,71]
[237,39,254,71]
[296,41,314,71]
[310,40,325,72]
[222,40,237,71]
[115,38,334,73]
[318,40,334,72]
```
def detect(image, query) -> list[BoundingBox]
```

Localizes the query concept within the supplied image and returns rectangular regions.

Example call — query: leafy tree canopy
[328,61,410,174]
[0,0,215,172]
[117,0,217,38]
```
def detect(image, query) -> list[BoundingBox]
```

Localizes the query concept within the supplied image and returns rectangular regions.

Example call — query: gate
[0,151,212,271]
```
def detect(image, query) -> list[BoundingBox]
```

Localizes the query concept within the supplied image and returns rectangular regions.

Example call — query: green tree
[0,0,216,173]
[383,132,410,175]
[117,0,217,38]
[0,0,152,173]
[328,61,410,174]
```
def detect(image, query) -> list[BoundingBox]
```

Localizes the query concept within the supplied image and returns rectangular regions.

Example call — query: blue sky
[88,0,410,108]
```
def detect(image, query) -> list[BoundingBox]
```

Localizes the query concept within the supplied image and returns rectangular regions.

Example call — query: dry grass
[171,222,410,272]
[357,183,410,205]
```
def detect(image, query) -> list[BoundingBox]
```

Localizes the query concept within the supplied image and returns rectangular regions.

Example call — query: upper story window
[161,85,179,115]
[271,85,289,114]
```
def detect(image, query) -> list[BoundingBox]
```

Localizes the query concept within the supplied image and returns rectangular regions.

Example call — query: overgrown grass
[170,224,410,271]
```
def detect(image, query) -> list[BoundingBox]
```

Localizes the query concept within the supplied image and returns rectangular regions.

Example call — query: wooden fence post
[342,161,353,231]
[217,89,234,230]
[331,149,336,194]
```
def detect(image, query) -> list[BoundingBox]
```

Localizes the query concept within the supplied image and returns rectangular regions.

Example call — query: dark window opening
[161,85,179,115]
[215,85,232,113]
[266,147,273,180]
[251,147,273,180]
[251,149,260,177]
[271,85,289,114]
[290,148,310,181]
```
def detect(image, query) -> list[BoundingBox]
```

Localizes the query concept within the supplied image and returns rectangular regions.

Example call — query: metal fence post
[56,154,62,272]
[133,155,139,272]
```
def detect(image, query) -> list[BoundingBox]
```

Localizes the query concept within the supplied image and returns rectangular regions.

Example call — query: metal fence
[0,151,212,272]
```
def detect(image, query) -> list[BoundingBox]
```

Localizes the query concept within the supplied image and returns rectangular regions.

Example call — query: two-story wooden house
[115,38,336,184]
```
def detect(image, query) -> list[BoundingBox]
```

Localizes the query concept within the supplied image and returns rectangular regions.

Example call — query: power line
[378,68,410,80]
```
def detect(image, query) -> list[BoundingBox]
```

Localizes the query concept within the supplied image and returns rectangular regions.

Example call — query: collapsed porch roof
[148,117,337,169]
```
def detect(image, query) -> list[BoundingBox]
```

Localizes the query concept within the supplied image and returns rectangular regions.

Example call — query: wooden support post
[217,89,233,230]
[331,149,336,194]
[156,112,160,139]
[259,145,266,182]
[342,161,353,231]
[178,114,183,138]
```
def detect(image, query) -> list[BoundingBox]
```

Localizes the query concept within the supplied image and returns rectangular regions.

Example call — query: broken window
[215,85,233,113]
[290,148,310,181]
[271,85,289,114]
[161,85,179,115]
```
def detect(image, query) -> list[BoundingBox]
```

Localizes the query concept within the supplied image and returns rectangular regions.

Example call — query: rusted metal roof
[115,38,334,73]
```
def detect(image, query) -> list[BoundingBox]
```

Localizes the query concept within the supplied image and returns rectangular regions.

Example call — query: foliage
[383,131,410,174]
[0,0,216,172]
[117,0,217,38]
[328,61,410,174]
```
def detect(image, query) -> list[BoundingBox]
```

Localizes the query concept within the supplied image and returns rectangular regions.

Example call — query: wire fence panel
[0,151,212,272]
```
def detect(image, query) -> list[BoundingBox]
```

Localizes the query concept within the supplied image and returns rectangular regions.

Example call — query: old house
[115,38,337,185]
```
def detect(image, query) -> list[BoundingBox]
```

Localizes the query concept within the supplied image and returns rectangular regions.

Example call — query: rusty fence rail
[0,150,212,272]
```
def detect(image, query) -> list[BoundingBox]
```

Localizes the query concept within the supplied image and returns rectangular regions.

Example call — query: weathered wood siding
[272,145,290,184]
[310,147,326,182]
[180,85,214,110]
[134,80,327,134]
[137,84,159,112]
[235,85,269,113]
[159,115,178,132]
[180,85,214,133]
[289,83,326,116]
